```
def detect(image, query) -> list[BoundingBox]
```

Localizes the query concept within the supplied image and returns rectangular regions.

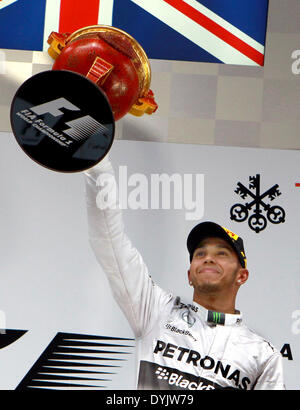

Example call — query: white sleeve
[84,155,172,338]
[253,352,286,390]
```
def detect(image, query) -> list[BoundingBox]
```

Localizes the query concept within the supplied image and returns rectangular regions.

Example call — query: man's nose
[203,253,215,263]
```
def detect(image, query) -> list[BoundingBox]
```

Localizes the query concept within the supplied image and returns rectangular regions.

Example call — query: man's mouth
[199,267,219,274]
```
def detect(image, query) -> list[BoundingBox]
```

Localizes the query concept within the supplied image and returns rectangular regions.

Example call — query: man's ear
[188,269,193,286]
[237,269,249,286]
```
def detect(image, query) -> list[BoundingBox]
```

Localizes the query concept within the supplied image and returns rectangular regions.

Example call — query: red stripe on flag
[295,183,300,187]
[164,0,264,66]
[59,0,101,33]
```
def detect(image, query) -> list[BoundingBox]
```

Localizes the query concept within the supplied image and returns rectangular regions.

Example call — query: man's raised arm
[84,155,172,338]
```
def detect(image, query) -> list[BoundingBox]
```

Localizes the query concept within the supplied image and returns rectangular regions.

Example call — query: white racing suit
[84,156,285,390]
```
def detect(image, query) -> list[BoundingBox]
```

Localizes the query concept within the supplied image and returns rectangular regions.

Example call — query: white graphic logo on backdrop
[0,50,6,74]
[291,50,300,75]
[230,174,285,233]
[96,167,204,220]
[0,310,6,334]
[0,0,19,10]
[291,310,300,335]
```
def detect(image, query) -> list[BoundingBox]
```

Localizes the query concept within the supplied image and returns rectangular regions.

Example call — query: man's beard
[194,280,222,295]
[193,267,239,295]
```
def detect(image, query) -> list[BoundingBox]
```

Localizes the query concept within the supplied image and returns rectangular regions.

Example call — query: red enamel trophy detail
[47,25,158,121]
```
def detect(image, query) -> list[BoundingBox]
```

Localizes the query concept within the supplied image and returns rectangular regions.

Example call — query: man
[186,223,248,316]
[84,155,285,390]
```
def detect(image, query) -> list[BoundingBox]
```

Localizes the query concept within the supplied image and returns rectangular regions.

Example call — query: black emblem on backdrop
[0,329,27,349]
[280,344,293,361]
[16,332,134,390]
[230,174,285,233]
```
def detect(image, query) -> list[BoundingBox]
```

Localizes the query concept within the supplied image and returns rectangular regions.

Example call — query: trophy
[10,25,158,173]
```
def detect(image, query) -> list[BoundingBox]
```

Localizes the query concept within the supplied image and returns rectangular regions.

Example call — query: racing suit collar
[191,301,243,326]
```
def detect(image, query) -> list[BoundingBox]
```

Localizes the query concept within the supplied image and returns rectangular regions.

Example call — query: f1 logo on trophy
[10,25,158,172]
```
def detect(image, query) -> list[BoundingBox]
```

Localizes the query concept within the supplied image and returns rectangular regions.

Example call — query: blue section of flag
[196,0,269,45]
[0,0,47,51]
[112,0,222,63]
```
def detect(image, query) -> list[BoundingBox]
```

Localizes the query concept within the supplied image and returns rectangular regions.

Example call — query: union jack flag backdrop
[0,0,269,66]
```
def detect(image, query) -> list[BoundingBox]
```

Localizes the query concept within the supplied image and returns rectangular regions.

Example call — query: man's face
[188,237,244,295]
